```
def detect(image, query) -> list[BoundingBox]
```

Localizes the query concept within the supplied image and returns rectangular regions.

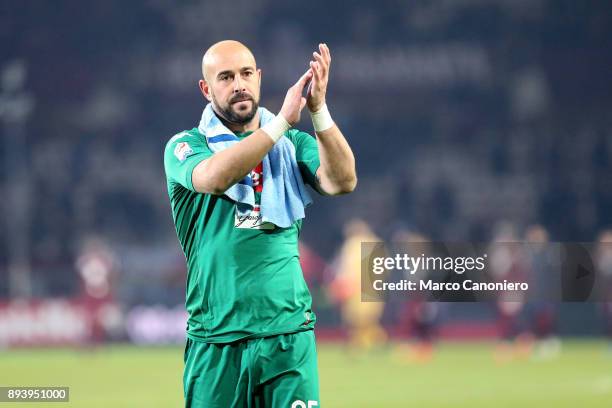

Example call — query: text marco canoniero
[369,254,529,292]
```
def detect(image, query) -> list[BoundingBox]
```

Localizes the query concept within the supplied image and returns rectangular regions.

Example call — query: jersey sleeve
[164,132,213,192]
[288,130,321,189]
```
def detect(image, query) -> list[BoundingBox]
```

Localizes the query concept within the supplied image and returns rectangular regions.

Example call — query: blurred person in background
[392,229,439,363]
[164,40,356,407]
[595,230,612,353]
[298,241,329,310]
[329,219,387,354]
[298,241,328,289]
[75,236,122,343]
[489,221,531,362]
[523,224,561,359]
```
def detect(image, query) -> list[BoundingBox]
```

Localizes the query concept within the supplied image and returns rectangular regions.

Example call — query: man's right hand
[279,69,313,126]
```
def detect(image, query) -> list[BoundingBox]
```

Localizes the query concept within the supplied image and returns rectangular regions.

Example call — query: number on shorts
[291,400,318,408]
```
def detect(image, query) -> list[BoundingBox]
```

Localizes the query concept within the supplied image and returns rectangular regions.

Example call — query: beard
[213,92,259,125]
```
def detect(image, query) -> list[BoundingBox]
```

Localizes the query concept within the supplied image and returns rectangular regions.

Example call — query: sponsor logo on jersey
[174,142,193,162]
[234,205,275,230]
[234,163,272,229]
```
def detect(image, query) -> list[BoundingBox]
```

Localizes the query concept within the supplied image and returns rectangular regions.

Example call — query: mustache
[230,93,254,103]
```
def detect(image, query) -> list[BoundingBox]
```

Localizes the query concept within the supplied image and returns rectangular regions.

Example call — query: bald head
[202,40,256,81]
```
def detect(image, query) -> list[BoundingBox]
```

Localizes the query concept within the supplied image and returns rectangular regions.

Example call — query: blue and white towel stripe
[197,103,312,228]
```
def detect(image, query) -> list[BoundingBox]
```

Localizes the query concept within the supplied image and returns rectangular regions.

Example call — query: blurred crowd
[324,220,612,360]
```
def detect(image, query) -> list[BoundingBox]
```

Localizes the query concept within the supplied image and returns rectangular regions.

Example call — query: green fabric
[183,330,320,408]
[164,127,320,343]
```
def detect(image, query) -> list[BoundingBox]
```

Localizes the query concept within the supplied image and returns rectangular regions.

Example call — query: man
[164,40,356,408]
[329,219,387,353]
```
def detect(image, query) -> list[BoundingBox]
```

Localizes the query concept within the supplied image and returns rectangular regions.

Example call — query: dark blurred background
[1,0,611,345]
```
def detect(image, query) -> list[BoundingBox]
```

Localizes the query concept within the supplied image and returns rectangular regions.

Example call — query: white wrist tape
[310,104,334,132]
[260,114,290,143]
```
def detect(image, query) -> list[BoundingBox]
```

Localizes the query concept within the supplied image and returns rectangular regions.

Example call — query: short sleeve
[164,132,213,192]
[288,130,321,189]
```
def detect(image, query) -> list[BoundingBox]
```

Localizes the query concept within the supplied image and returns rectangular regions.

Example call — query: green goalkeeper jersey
[164,127,320,343]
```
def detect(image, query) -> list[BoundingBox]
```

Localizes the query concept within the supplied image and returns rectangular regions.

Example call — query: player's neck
[223,112,260,134]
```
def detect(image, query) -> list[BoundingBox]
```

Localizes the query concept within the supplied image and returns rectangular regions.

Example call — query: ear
[199,79,212,102]
[257,68,262,87]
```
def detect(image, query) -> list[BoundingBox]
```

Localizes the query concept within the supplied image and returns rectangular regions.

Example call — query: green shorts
[183,329,320,408]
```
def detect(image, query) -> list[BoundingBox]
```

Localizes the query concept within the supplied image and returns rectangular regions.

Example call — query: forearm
[316,124,357,195]
[193,130,274,194]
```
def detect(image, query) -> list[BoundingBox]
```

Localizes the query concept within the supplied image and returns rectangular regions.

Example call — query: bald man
[164,40,356,407]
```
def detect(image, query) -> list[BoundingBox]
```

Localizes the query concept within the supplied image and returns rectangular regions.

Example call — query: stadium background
[1,1,611,407]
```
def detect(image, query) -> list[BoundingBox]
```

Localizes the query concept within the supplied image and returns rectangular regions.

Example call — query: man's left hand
[306,43,331,112]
